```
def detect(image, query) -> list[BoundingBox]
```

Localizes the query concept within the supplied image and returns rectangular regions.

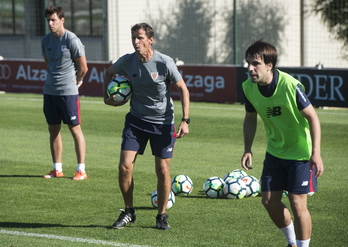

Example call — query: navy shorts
[43,94,81,125]
[121,113,177,158]
[261,152,317,194]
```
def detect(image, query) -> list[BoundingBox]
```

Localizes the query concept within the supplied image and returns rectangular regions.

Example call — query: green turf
[0,93,347,246]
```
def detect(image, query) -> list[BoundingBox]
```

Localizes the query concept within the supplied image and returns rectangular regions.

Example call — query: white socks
[53,163,85,173]
[297,239,310,247]
[77,163,85,173]
[279,221,311,246]
[279,221,297,246]
[53,163,62,172]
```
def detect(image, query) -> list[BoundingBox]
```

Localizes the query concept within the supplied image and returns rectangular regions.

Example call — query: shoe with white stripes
[112,209,136,229]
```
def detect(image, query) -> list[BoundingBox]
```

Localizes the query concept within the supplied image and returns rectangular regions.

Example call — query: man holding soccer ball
[103,23,190,230]
[240,40,324,247]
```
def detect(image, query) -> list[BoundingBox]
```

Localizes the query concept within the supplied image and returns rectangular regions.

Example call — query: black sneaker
[156,214,171,230]
[112,209,136,229]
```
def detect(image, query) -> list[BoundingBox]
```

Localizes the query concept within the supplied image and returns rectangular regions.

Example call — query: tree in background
[224,1,286,65]
[313,0,348,55]
[149,0,213,65]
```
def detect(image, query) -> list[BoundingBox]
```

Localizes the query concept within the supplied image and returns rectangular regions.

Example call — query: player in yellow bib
[241,40,324,247]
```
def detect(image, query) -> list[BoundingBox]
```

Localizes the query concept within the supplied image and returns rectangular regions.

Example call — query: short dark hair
[131,23,154,39]
[245,39,278,70]
[45,6,64,19]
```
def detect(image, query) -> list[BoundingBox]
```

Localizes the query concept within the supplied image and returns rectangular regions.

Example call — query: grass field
[0,93,347,247]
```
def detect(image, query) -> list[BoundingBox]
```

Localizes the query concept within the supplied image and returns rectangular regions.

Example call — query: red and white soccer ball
[151,190,175,209]
[241,175,261,197]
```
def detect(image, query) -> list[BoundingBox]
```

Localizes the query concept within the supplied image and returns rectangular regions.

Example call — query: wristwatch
[181,118,190,124]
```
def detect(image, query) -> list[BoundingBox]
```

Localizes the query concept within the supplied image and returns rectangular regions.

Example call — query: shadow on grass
[0,175,43,178]
[134,206,156,210]
[0,175,81,179]
[0,207,174,230]
[0,222,166,230]
[0,222,105,228]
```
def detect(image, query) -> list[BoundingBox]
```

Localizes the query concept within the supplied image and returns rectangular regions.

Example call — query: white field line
[1,96,348,115]
[0,229,152,247]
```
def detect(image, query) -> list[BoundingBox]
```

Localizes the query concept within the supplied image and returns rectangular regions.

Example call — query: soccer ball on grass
[203,177,225,198]
[151,190,175,209]
[171,175,193,196]
[107,76,132,102]
[241,175,261,197]
[223,178,247,199]
[223,169,248,181]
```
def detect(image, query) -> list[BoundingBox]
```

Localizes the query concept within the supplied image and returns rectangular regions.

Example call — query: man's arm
[241,111,257,170]
[301,104,324,177]
[74,55,88,87]
[174,79,190,138]
[43,57,48,66]
[103,66,116,100]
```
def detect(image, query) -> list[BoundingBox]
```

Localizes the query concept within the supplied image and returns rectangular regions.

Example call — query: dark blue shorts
[43,94,81,125]
[261,152,317,194]
[121,113,176,158]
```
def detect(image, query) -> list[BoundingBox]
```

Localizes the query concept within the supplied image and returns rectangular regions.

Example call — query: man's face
[131,28,154,55]
[46,13,64,35]
[246,54,273,85]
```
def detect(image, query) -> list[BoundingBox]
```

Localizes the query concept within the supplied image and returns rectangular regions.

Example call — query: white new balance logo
[301,181,309,186]
[167,148,173,152]
[71,116,76,120]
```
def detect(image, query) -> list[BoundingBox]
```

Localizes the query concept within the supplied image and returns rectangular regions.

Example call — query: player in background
[240,40,324,247]
[103,23,190,230]
[41,6,88,180]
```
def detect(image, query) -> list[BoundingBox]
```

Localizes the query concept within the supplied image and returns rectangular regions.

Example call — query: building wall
[0,0,347,68]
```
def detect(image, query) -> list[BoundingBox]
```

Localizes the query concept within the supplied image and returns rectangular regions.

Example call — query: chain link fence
[0,0,347,68]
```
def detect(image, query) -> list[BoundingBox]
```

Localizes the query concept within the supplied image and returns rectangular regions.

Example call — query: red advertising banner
[79,62,111,96]
[1,60,347,107]
[0,60,110,96]
[173,65,237,103]
[0,61,237,103]
[0,60,47,94]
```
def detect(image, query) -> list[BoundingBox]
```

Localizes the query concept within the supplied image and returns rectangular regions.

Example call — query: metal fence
[0,0,347,68]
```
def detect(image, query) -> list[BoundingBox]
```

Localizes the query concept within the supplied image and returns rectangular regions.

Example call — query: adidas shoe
[43,170,64,178]
[112,209,136,229]
[156,214,171,230]
[72,171,87,180]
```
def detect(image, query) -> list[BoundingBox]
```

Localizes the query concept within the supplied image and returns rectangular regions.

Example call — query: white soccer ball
[223,169,248,181]
[223,178,247,199]
[151,190,175,209]
[241,175,261,197]
[203,177,225,198]
[171,175,193,196]
[107,75,132,102]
